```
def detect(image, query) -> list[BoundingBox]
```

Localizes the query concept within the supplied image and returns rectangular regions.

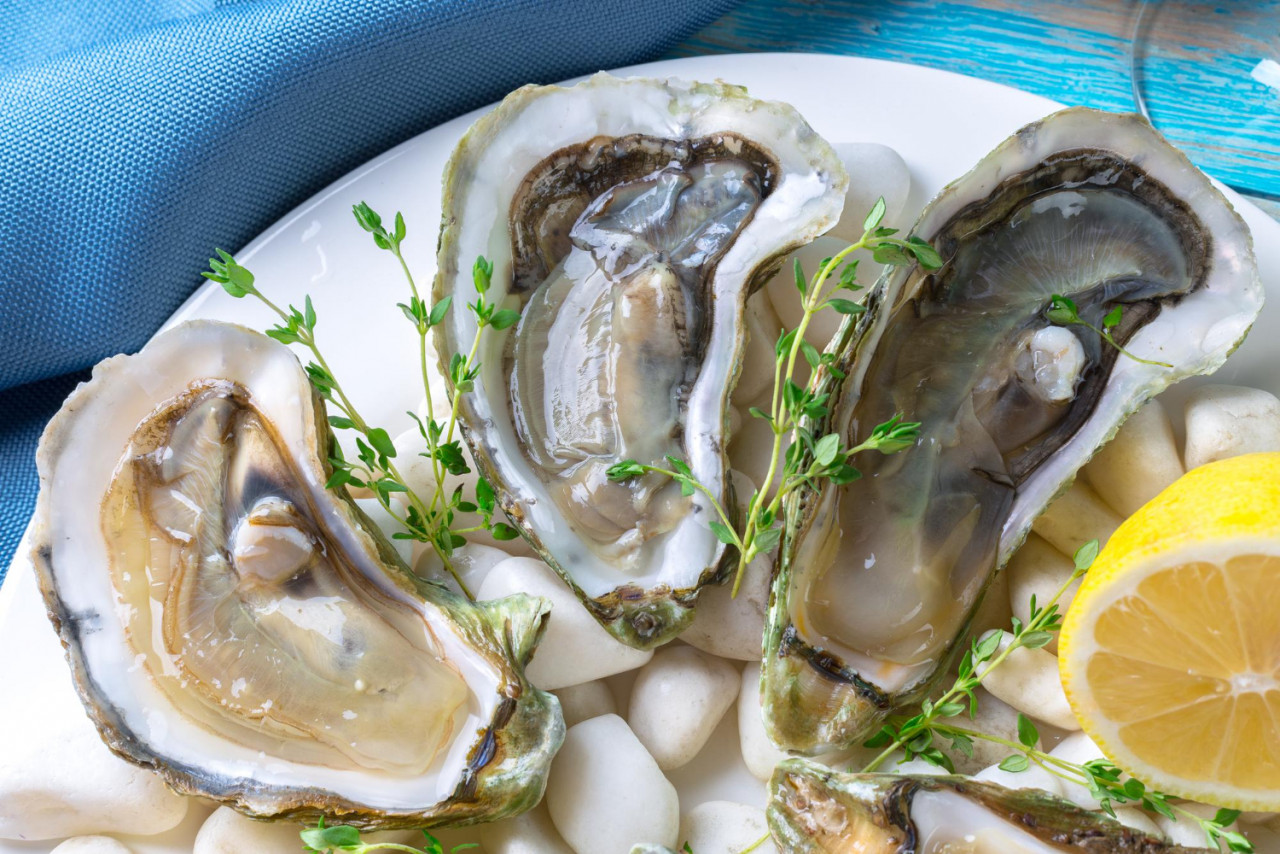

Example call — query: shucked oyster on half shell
[434,74,847,648]
[31,321,563,827]
[768,758,1209,853]
[763,108,1264,753]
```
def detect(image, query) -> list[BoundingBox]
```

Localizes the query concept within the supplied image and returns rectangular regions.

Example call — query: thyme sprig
[857,537,1251,852]
[1046,294,1173,369]
[203,203,520,598]
[608,199,939,595]
[301,819,477,853]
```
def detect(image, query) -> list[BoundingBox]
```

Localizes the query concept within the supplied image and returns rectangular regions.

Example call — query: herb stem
[860,561,1088,774]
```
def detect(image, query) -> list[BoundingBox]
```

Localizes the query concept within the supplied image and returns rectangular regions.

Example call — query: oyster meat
[435,74,847,647]
[768,758,1209,852]
[32,321,563,826]
[763,108,1264,752]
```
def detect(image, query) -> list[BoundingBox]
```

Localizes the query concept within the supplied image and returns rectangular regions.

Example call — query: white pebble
[413,541,512,596]
[1031,480,1121,557]
[1183,384,1280,470]
[968,559,1012,640]
[1084,399,1184,516]
[682,474,771,661]
[730,411,787,494]
[1240,821,1280,854]
[954,689,1041,775]
[1006,533,1080,654]
[0,611,189,840]
[51,838,134,854]
[678,801,778,854]
[1048,732,1107,809]
[974,760,1064,796]
[894,756,951,776]
[628,646,739,770]
[478,557,652,690]
[478,801,574,854]
[354,495,412,565]
[738,661,787,781]
[735,294,783,405]
[1112,806,1163,837]
[1158,801,1242,850]
[193,807,417,854]
[765,236,853,356]
[546,715,679,854]
[976,631,1080,731]
[829,142,912,246]
[553,680,617,728]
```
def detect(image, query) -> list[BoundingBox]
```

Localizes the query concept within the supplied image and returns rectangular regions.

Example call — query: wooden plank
[674,0,1280,206]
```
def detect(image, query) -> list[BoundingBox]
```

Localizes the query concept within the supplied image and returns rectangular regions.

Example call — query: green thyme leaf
[1074,539,1100,571]
[863,196,887,233]
[1017,713,1039,748]
[709,521,738,546]
[998,754,1030,773]
[827,297,865,315]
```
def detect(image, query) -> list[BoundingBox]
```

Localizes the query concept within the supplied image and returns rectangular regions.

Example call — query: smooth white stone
[974,760,1064,796]
[546,715,679,854]
[478,801,574,854]
[728,405,743,439]
[1031,480,1121,557]
[678,801,778,854]
[354,495,412,565]
[894,756,951,776]
[976,631,1080,731]
[50,837,135,854]
[1084,399,1184,516]
[1006,533,1080,654]
[0,614,189,841]
[193,807,419,854]
[735,294,783,405]
[968,558,1012,640]
[765,236,854,357]
[553,680,618,728]
[1113,806,1163,837]
[682,475,770,660]
[1157,801,1241,850]
[738,661,787,781]
[1048,732,1106,809]
[1240,821,1280,854]
[628,646,739,770]
[1183,384,1280,470]
[413,541,512,596]
[729,411,787,494]
[478,557,652,690]
[954,689,1041,775]
[829,142,913,245]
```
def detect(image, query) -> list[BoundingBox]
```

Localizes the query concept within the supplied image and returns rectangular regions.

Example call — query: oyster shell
[434,74,847,647]
[763,108,1264,752]
[32,321,563,827]
[768,758,1208,852]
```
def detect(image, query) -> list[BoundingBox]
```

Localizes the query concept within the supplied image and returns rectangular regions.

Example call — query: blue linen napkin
[0,0,738,579]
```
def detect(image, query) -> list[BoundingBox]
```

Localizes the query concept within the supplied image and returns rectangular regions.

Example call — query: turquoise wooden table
[673,0,1280,221]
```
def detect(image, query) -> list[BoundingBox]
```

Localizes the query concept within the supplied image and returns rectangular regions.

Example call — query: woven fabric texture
[0,0,737,577]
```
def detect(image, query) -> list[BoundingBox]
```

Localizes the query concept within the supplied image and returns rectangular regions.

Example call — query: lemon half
[1059,452,1280,810]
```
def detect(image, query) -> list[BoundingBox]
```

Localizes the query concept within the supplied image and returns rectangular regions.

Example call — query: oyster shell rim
[432,72,850,649]
[29,319,565,828]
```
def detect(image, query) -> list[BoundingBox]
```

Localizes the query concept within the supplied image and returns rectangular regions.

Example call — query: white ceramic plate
[3,53,1279,853]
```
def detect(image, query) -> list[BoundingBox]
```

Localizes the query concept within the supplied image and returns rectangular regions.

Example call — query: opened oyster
[435,74,847,647]
[768,759,1207,852]
[763,108,1264,752]
[32,321,563,826]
